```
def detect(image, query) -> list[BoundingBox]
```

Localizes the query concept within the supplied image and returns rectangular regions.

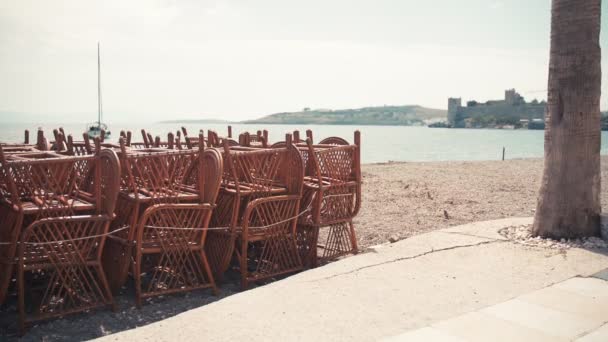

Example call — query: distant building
[447,97,462,126]
[447,89,546,127]
[505,89,524,105]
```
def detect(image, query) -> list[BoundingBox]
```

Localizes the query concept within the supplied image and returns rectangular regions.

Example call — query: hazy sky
[1,0,607,123]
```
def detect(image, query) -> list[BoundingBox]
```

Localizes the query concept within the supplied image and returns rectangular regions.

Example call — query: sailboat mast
[97,42,102,126]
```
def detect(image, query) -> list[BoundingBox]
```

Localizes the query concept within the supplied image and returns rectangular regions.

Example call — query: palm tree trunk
[533,0,602,239]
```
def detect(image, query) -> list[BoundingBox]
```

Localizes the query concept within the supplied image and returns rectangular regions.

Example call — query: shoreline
[363,156,545,166]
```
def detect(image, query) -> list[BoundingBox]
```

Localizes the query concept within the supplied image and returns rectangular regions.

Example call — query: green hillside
[245,105,446,126]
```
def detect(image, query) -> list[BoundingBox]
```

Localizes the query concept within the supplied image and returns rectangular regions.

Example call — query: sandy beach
[355,156,608,248]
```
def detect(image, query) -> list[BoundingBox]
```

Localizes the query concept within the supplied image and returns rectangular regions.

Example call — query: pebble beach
[355,157,608,248]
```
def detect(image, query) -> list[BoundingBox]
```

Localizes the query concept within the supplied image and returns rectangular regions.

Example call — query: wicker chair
[297,131,361,267]
[0,145,120,334]
[102,136,222,306]
[206,140,304,289]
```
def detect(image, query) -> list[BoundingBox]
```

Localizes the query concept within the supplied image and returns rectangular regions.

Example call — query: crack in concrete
[307,239,507,282]
[573,319,608,340]
[438,230,506,241]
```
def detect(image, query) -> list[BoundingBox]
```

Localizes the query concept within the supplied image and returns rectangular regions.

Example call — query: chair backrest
[36,129,49,151]
[51,129,67,152]
[206,130,223,147]
[318,136,349,145]
[311,146,356,183]
[221,138,239,147]
[307,131,360,184]
[134,141,222,249]
[183,147,223,205]
[118,138,201,202]
[222,139,303,198]
[98,149,121,215]
[0,145,120,216]
[304,131,361,222]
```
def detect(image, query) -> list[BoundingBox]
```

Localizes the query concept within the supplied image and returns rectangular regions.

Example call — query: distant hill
[245,105,446,126]
[158,118,230,124]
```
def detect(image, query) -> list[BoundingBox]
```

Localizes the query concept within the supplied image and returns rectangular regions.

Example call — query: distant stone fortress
[447,89,546,128]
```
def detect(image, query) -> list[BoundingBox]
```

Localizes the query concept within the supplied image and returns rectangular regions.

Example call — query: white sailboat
[87,42,111,139]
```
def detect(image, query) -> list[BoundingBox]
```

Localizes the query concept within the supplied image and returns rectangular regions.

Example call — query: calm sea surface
[2,122,607,163]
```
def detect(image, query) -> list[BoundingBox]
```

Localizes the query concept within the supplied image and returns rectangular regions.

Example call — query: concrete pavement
[95,217,608,341]
[386,276,608,341]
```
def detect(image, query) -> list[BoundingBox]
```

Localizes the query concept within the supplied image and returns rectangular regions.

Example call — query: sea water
[2,122,607,164]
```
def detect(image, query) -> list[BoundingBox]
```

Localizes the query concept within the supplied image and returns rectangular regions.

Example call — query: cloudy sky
[0,0,606,123]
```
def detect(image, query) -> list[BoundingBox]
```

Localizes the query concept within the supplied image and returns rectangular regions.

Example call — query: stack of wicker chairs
[296,131,361,267]
[206,135,304,289]
[0,141,120,334]
[101,135,223,307]
[0,125,361,334]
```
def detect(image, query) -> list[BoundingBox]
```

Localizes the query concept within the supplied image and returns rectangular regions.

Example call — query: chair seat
[121,188,199,202]
[303,177,357,189]
[21,247,96,270]
[1,197,96,214]
[222,181,287,196]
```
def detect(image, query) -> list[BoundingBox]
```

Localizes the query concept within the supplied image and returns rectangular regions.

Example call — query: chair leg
[133,248,143,308]
[205,232,227,283]
[319,222,358,263]
[96,264,117,312]
[200,251,219,296]
[348,220,358,254]
[17,263,26,336]
[104,240,132,294]
[218,235,236,280]
[309,226,320,268]
[240,238,249,291]
[296,224,319,268]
